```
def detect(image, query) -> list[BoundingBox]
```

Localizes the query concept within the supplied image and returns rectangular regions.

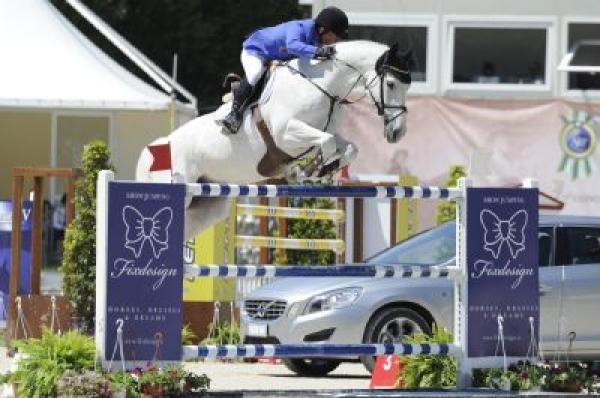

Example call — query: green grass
[0,328,5,348]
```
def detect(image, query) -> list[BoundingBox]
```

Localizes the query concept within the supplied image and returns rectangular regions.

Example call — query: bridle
[369,62,410,125]
[284,50,410,131]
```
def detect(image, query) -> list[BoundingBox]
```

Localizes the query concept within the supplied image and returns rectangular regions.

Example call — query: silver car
[241,215,600,376]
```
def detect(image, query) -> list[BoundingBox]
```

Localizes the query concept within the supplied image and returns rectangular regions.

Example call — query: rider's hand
[313,45,336,60]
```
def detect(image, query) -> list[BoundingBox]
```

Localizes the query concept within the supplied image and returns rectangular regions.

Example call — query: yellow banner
[183,206,236,302]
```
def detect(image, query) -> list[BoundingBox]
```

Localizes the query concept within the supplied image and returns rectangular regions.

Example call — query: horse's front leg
[315,135,358,179]
[281,119,358,179]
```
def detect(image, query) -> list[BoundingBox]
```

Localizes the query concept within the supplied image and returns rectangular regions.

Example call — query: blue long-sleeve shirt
[243,19,319,61]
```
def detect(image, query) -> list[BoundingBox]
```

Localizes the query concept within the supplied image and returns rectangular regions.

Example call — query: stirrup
[221,113,241,135]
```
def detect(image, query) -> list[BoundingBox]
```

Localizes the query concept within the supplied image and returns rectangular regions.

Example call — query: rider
[221,6,349,135]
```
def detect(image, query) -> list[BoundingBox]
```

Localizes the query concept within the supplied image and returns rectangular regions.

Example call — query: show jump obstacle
[96,170,539,388]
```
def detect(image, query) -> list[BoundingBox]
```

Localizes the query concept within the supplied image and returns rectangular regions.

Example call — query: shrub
[397,324,456,388]
[61,140,115,332]
[283,196,338,265]
[10,327,96,397]
[436,165,466,225]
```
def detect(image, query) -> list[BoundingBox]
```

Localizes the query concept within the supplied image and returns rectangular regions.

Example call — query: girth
[253,105,294,178]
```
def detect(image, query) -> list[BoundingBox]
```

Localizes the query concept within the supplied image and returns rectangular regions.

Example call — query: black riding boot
[222,78,253,134]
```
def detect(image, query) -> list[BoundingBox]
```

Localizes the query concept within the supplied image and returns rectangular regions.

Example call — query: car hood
[246,277,368,299]
[244,273,442,302]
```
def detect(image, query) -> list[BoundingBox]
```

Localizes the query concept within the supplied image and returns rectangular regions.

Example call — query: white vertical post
[344,197,354,263]
[522,178,538,189]
[95,170,114,364]
[455,177,472,388]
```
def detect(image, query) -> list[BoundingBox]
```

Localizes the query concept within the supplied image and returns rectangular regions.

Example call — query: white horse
[136,40,412,240]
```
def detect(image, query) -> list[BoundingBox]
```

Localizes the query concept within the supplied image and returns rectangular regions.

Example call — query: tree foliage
[435,165,466,225]
[51,0,304,112]
[279,197,338,265]
[61,141,115,332]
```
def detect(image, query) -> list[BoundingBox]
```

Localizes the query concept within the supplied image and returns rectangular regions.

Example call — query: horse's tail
[136,137,176,183]
[135,145,153,182]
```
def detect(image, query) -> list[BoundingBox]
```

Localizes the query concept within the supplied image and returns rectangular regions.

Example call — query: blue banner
[106,182,185,361]
[0,200,33,322]
[466,187,539,357]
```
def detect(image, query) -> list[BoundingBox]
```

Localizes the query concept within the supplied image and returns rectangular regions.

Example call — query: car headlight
[304,287,363,314]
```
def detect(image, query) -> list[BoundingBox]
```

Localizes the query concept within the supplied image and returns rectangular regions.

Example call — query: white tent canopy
[0,0,195,110]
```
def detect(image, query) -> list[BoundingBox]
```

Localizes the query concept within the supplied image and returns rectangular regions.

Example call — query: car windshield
[366,222,456,265]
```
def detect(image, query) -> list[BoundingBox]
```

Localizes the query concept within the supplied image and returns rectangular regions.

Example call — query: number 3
[383,355,392,370]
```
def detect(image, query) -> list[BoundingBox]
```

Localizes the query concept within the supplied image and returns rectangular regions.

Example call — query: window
[566,23,600,90]
[565,227,600,265]
[453,28,546,85]
[349,25,427,83]
[444,16,556,95]
[347,13,437,94]
[539,227,554,267]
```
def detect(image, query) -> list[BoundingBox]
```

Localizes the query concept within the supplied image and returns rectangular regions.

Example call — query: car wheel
[282,357,342,377]
[360,307,432,373]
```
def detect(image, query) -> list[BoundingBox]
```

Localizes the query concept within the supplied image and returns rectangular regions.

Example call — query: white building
[311,1,600,223]
[0,0,197,200]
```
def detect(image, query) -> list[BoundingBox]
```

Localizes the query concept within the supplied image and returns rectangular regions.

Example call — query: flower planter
[141,383,164,397]
[546,383,582,393]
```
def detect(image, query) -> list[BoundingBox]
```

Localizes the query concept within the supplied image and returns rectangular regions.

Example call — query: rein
[284,55,409,131]
[284,62,349,132]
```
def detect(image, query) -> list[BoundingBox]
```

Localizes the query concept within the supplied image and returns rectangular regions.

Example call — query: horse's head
[373,44,412,143]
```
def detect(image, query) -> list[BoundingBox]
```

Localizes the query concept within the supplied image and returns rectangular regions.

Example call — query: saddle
[222,66,297,178]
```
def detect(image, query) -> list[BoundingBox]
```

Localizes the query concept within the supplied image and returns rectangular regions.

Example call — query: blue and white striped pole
[186,183,462,200]
[184,264,458,279]
[182,342,459,360]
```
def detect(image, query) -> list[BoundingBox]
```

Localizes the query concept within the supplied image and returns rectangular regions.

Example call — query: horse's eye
[386,81,395,90]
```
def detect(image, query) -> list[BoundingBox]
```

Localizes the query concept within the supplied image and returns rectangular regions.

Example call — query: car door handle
[539,284,553,296]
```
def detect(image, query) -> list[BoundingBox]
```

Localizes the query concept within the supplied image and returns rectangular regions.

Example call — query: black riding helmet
[315,6,349,39]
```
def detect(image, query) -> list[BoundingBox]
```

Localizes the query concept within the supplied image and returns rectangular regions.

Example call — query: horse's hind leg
[183,196,231,241]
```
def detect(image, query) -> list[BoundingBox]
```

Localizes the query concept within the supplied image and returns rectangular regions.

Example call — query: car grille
[244,299,287,320]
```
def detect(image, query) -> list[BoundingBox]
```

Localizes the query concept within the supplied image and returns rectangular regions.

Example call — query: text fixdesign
[111,258,177,291]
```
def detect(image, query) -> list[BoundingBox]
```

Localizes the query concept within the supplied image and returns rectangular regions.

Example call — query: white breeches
[241,50,267,86]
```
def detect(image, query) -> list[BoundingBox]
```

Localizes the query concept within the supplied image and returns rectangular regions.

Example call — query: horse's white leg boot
[336,137,358,168]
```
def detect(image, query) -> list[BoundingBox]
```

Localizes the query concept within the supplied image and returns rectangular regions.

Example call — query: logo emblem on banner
[481,209,527,259]
[558,111,597,180]
[123,206,173,258]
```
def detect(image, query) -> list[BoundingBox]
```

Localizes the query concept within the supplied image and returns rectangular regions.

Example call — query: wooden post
[30,176,44,294]
[277,197,288,262]
[9,175,24,298]
[259,197,269,264]
[7,167,80,345]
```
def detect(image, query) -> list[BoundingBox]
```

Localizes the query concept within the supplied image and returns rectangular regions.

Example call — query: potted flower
[473,361,545,391]
[542,361,593,393]
[132,362,210,397]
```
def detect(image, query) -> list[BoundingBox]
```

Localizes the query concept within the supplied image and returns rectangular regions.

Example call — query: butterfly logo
[122,206,173,259]
[480,209,528,259]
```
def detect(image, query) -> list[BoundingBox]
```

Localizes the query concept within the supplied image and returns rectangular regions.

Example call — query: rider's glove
[313,45,336,60]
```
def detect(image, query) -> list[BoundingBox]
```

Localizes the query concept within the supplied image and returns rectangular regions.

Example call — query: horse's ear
[402,48,415,70]
[390,43,399,54]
